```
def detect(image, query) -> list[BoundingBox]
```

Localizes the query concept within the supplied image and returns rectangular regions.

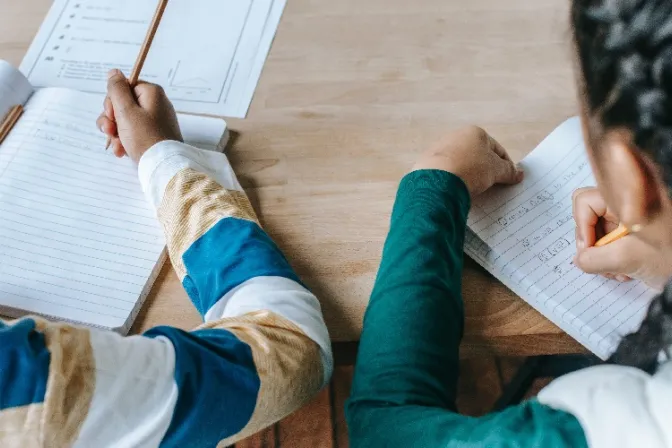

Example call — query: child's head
[572,0,672,370]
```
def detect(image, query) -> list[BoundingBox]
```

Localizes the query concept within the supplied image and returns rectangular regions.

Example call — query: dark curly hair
[572,0,672,372]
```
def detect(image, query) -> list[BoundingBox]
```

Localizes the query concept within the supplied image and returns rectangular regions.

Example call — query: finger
[494,154,524,185]
[107,69,138,114]
[104,96,115,120]
[133,82,165,109]
[111,137,126,158]
[572,188,607,248]
[488,135,514,162]
[575,226,584,251]
[96,115,117,137]
[574,238,637,275]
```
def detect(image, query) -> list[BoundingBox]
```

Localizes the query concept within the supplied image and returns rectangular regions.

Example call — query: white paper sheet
[465,117,656,359]
[0,64,226,332]
[20,0,286,117]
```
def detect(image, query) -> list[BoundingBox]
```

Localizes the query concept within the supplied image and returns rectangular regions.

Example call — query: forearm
[137,141,333,442]
[346,170,587,448]
[349,170,470,413]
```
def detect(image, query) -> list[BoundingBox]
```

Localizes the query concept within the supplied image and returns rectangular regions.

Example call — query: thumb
[106,69,138,115]
[495,157,524,186]
[574,239,634,275]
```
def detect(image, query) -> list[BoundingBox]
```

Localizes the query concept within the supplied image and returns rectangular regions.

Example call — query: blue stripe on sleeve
[144,327,260,448]
[0,319,50,410]
[181,217,303,316]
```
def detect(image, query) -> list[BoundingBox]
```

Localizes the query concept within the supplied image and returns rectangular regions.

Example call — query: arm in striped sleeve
[0,140,332,447]
[137,140,334,446]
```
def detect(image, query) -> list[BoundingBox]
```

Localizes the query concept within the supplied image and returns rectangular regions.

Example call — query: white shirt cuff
[137,140,243,209]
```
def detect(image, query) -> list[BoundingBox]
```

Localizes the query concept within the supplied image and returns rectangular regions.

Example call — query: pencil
[0,105,24,145]
[594,223,630,248]
[106,0,169,150]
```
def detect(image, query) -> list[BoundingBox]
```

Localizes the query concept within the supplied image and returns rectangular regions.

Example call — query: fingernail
[616,275,629,282]
[108,69,121,79]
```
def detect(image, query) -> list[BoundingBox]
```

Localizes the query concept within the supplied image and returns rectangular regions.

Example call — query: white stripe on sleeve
[74,330,178,448]
[204,276,333,387]
[138,141,243,209]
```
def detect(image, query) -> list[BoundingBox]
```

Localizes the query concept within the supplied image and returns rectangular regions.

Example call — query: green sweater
[346,170,588,448]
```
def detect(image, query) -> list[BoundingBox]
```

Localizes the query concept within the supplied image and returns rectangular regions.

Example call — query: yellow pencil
[594,223,630,248]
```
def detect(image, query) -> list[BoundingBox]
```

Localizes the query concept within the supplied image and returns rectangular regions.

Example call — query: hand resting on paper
[412,126,525,197]
[97,69,183,163]
[572,186,672,291]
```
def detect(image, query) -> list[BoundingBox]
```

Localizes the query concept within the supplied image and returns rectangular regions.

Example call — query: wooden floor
[236,357,552,448]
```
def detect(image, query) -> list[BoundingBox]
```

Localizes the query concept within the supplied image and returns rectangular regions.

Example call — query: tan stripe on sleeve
[36,320,96,447]
[158,168,259,279]
[197,311,324,447]
[0,320,96,448]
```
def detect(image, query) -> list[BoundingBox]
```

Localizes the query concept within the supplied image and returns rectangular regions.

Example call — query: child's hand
[96,69,183,163]
[413,126,524,197]
[573,187,671,290]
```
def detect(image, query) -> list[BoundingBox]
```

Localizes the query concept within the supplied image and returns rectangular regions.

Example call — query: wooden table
[0,0,585,359]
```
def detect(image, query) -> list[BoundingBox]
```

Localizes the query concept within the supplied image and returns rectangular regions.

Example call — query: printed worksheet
[464,117,655,359]
[20,0,286,117]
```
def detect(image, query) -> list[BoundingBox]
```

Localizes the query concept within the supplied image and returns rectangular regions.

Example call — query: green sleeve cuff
[396,169,471,224]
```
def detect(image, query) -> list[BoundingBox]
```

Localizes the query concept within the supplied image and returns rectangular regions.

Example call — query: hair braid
[572,0,672,371]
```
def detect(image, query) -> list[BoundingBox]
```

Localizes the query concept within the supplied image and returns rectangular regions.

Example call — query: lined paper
[0,85,226,332]
[464,117,655,359]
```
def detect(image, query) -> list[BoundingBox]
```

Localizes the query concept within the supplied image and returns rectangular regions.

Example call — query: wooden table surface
[0,0,585,357]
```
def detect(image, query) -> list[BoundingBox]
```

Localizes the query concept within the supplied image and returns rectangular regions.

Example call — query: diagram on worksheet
[19,0,287,117]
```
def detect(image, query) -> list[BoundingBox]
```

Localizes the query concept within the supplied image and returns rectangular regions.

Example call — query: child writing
[0,70,333,447]
[347,0,672,446]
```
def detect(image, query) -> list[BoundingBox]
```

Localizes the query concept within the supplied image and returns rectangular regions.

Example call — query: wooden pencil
[594,223,630,248]
[0,105,24,145]
[106,0,169,149]
[129,0,169,85]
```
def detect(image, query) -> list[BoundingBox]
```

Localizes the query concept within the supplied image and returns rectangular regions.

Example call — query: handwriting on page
[0,90,165,329]
[465,119,654,357]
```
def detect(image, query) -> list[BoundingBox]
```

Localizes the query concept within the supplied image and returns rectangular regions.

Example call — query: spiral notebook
[464,117,656,359]
[0,60,227,333]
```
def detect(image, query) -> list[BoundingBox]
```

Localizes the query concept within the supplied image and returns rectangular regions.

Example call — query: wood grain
[0,0,580,355]
[277,388,334,448]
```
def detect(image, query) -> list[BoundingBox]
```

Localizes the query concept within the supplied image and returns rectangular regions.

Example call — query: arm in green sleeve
[346,170,587,448]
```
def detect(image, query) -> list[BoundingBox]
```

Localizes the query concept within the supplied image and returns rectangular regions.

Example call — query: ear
[600,130,664,227]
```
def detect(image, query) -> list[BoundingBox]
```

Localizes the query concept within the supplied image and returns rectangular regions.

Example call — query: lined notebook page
[465,117,655,359]
[0,87,225,333]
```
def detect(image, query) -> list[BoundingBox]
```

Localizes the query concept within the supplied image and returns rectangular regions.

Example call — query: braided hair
[572,0,672,372]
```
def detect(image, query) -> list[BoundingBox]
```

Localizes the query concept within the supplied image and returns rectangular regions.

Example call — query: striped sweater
[0,141,333,447]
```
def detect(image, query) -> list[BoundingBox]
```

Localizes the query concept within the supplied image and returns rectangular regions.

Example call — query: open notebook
[465,117,656,359]
[0,60,227,334]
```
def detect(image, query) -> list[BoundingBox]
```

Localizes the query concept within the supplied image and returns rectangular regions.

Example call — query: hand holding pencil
[102,0,169,155]
[572,187,670,291]
[97,70,183,162]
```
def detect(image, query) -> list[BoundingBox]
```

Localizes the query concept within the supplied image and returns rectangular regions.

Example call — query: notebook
[464,117,656,359]
[20,0,287,118]
[0,60,227,334]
